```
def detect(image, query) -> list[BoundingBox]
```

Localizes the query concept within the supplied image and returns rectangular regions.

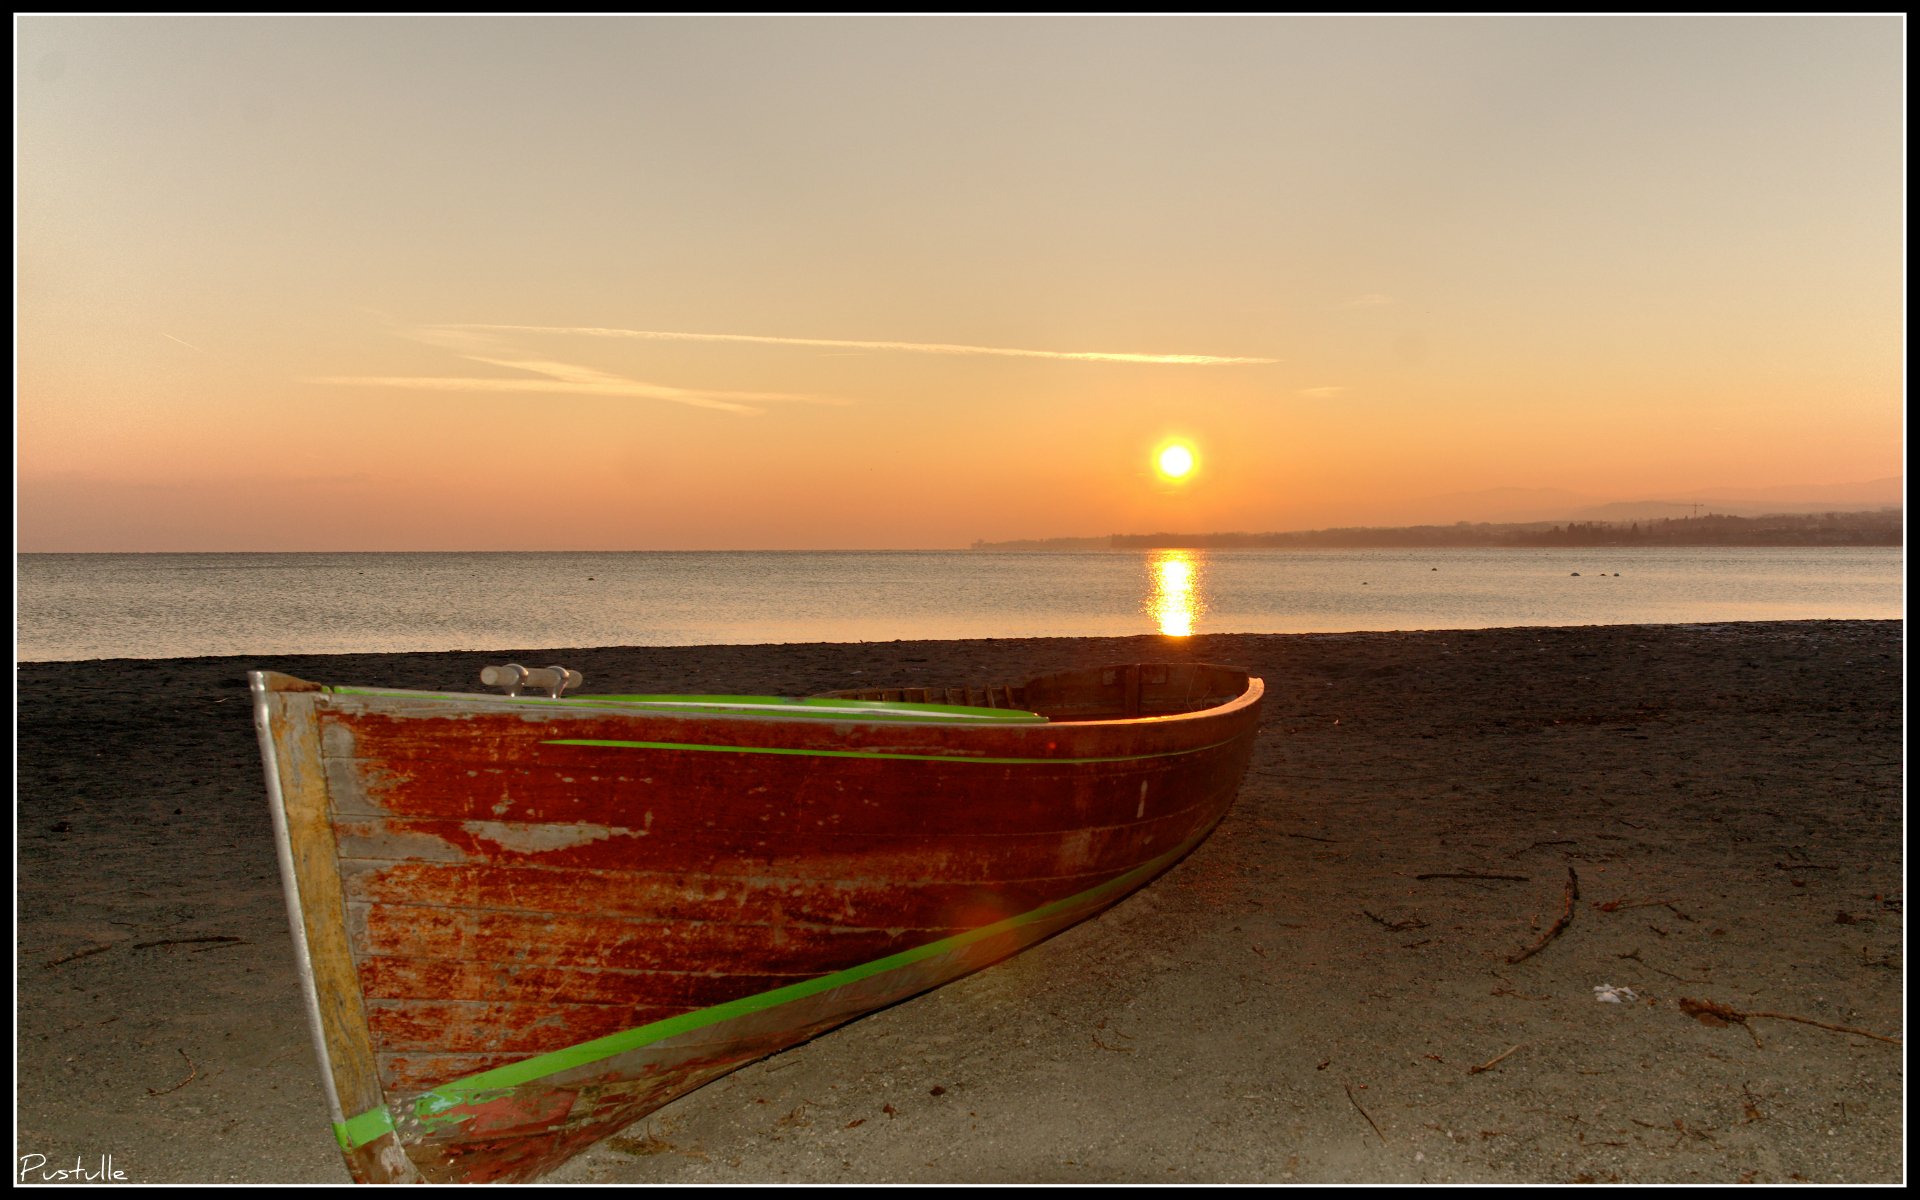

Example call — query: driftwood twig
[1468,1044,1524,1075]
[1507,868,1579,964]
[1343,1084,1385,1143]
[1679,997,1901,1045]
[146,1049,198,1097]
[44,943,114,968]
[1362,911,1427,932]
[1595,896,1680,912]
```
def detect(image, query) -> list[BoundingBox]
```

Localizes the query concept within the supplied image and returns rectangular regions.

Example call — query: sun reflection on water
[1146,549,1206,636]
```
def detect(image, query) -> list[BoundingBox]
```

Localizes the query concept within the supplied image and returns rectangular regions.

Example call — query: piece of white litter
[1593,983,1638,1004]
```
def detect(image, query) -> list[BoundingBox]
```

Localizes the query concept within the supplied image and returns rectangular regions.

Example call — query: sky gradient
[16,15,1905,550]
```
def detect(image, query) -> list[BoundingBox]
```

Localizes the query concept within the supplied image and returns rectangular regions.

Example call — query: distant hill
[967,535,1112,551]
[1392,478,1902,526]
[973,508,1902,551]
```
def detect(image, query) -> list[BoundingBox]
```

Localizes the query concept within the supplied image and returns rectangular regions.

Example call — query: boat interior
[816,662,1252,722]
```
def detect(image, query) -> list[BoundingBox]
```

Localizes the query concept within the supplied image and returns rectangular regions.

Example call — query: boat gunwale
[300,673,1265,733]
[319,686,1051,725]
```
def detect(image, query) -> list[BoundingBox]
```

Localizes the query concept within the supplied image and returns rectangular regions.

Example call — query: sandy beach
[15,620,1903,1185]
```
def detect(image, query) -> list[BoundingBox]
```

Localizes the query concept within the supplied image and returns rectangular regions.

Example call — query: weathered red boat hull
[253,664,1263,1183]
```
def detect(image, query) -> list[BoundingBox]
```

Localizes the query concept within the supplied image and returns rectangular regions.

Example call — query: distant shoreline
[973,508,1903,551]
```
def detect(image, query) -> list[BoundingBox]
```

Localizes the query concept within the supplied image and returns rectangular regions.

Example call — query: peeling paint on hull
[252,664,1263,1184]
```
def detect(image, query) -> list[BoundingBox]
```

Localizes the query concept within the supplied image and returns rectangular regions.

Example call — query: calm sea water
[14,547,1904,662]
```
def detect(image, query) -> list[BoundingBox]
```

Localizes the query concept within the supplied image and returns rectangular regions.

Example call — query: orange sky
[16,15,1904,551]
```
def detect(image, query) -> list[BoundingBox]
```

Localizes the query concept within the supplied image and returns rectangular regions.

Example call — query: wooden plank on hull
[327,807,1215,880]
[336,859,1135,928]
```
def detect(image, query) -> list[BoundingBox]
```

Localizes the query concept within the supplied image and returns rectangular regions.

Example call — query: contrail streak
[304,376,763,413]
[445,324,1276,366]
[307,327,850,414]
[308,317,1263,416]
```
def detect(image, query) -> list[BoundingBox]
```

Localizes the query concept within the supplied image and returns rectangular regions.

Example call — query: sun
[1155,441,1197,482]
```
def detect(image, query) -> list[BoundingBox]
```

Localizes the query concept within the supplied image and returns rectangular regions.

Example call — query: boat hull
[253,664,1263,1183]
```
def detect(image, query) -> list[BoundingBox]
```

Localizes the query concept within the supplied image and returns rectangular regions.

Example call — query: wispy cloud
[445,324,1277,366]
[307,320,1271,415]
[306,375,831,414]
[307,326,845,414]
[1296,386,1347,399]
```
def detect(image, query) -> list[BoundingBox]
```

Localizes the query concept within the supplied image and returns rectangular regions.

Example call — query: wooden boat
[251,661,1263,1183]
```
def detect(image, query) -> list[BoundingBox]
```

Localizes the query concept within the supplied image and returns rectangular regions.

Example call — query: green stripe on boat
[541,735,1241,765]
[326,687,1048,723]
[336,1108,390,1152]
[331,832,1211,1149]
[585,695,1042,721]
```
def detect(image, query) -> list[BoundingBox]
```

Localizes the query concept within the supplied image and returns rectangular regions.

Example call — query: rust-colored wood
[258,662,1263,1184]
[321,739,1233,833]
[330,810,1205,876]
[339,859,1122,929]
[358,956,807,1009]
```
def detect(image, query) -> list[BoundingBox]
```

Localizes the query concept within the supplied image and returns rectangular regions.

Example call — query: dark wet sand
[15,621,1904,1184]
